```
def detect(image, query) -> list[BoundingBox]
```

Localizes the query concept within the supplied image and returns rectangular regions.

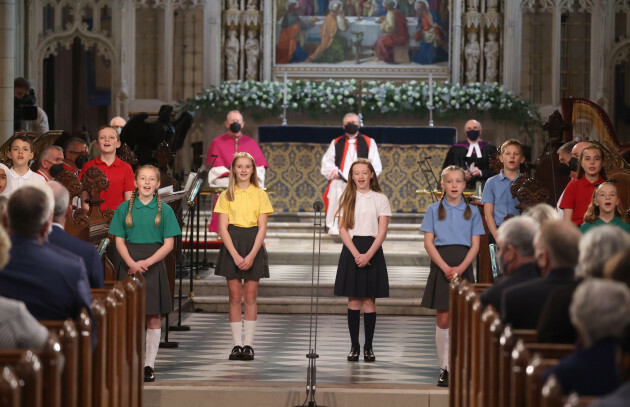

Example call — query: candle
[283,72,288,106]
[428,73,433,106]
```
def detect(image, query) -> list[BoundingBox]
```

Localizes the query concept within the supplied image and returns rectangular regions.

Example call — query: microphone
[313,200,324,212]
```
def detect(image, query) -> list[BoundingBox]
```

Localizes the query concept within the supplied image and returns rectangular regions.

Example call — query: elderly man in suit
[48,181,104,288]
[480,216,539,313]
[501,220,581,329]
[0,183,93,322]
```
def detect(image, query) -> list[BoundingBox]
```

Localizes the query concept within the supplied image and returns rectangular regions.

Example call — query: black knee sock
[347,309,361,347]
[364,312,376,348]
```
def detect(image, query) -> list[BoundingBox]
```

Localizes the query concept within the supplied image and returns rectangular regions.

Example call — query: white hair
[48,181,69,219]
[570,279,630,346]
[576,225,630,279]
[523,203,560,224]
[497,216,539,257]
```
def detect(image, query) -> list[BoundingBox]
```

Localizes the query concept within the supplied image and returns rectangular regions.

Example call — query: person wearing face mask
[479,216,539,314]
[36,145,65,181]
[442,119,496,190]
[321,113,382,235]
[205,110,269,234]
[501,220,580,330]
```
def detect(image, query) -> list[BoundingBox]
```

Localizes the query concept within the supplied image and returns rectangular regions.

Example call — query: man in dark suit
[0,184,93,322]
[501,220,580,329]
[480,216,539,313]
[48,181,104,288]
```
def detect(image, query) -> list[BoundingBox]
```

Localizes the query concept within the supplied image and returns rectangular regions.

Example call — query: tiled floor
[156,313,440,385]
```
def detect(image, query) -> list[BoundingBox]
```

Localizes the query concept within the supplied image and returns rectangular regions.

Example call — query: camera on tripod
[14,88,39,130]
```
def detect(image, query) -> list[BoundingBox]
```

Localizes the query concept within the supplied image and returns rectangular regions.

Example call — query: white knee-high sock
[145,328,161,368]
[243,320,257,347]
[230,321,243,347]
[435,326,449,370]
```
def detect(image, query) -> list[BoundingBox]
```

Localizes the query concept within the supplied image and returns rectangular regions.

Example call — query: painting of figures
[275,0,450,66]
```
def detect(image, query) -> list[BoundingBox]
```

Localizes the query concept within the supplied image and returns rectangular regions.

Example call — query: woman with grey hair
[543,279,630,396]
[577,225,630,279]
[522,203,560,224]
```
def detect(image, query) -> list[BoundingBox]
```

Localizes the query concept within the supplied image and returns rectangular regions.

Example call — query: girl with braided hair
[420,165,485,387]
[108,165,181,383]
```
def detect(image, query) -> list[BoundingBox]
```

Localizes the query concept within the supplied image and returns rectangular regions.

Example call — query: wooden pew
[38,334,64,407]
[541,375,563,407]
[476,305,499,407]
[91,298,109,407]
[132,274,145,407]
[106,282,129,407]
[0,365,20,407]
[526,353,559,407]
[450,281,471,407]
[77,310,93,407]
[511,340,575,407]
[0,350,42,407]
[91,287,121,407]
[488,314,503,407]
[123,277,138,407]
[40,319,79,407]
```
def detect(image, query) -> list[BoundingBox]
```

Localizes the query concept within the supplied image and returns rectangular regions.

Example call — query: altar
[259,125,455,212]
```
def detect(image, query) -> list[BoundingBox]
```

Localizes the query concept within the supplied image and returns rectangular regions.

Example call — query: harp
[561,97,630,171]
[560,97,630,208]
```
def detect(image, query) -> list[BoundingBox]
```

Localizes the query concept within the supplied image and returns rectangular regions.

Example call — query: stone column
[0,0,15,142]
[451,0,463,83]
[502,0,522,93]
[204,0,222,86]
[262,0,272,81]
[550,2,562,106]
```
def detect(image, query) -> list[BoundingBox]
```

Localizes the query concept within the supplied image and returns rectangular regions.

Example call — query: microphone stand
[296,200,326,407]
[168,155,218,336]
[417,158,440,203]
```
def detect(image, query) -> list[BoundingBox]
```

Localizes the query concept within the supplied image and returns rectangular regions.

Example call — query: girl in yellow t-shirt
[214,152,273,361]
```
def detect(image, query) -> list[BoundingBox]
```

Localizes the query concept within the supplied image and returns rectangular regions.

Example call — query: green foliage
[178,79,542,135]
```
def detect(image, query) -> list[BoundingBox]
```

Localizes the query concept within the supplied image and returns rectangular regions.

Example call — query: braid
[463,194,472,220]
[125,189,138,227]
[154,192,162,227]
[438,195,446,220]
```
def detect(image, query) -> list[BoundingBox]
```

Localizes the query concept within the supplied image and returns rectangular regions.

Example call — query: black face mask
[49,163,65,178]
[229,122,242,133]
[466,129,480,141]
[558,163,571,176]
[568,157,578,172]
[74,154,91,170]
[344,123,359,135]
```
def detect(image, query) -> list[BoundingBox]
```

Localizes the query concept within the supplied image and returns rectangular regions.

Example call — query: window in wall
[560,12,590,98]
[172,6,204,101]
[520,11,553,104]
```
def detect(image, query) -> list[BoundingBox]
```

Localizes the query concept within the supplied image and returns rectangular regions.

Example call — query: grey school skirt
[420,245,474,311]
[215,225,270,280]
[115,242,173,315]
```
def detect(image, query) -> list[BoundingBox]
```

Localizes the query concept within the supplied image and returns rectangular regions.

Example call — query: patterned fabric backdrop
[262,143,449,212]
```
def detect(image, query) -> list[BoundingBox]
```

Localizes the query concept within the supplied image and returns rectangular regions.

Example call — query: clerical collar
[346,134,358,140]
[466,142,482,158]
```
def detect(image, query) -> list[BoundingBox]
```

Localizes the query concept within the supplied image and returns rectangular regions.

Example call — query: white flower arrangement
[179,79,540,134]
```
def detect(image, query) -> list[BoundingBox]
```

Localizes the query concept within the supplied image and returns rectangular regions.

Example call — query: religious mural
[275,0,449,66]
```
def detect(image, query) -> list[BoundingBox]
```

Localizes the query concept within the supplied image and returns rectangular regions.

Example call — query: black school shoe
[229,345,243,360]
[363,347,375,362]
[144,366,155,382]
[347,346,360,361]
[242,345,255,360]
[437,368,448,387]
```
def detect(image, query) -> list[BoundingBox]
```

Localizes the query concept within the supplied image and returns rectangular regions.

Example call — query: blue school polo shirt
[481,170,522,227]
[421,199,486,247]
